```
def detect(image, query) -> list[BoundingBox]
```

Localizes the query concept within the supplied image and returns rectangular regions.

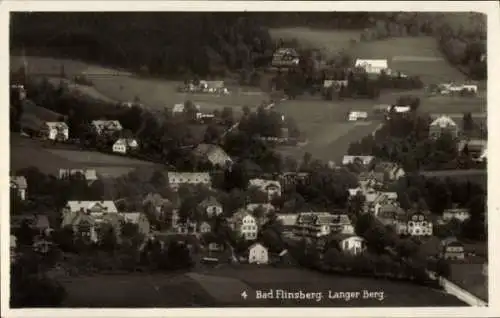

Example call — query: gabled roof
[114,138,138,147]
[91,120,123,131]
[10,176,27,189]
[59,169,98,181]
[61,210,95,228]
[248,178,281,190]
[342,155,375,166]
[167,172,212,184]
[65,200,118,213]
[355,59,388,69]
[430,116,457,128]
[45,121,69,130]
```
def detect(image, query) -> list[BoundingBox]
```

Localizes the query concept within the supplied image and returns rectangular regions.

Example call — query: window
[414,228,420,235]
[408,221,414,227]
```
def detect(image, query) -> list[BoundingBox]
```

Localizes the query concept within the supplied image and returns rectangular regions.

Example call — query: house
[399,212,433,236]
[91,120,123,135]
[342,155,375,166]
[248,178,282,201]
[376,204,403,226]
[58,169,98,184]
[354,59,388,74]
[248,243,269,264]
[43,122,69,141]
[229,209,258,240]
[176,219,199,234]
[280,172,310,188]
[371,193,398,215]
[63,200,118,218]
[199,80,227,94]
[197,196,223,218]
[429,116,458,139]
[10,176,27,200]
[199,221,212,234]
[172,103,201,115]
[358,171,385,189]
[441,237,465,260]
[192,144,232,168]
[271,48,300,68]
[441,207,471,223]
[61,210,99,243]
[112,138,139,154]
[333,234,367,255]
[167,172,212,191]
[330,213,355,235]
[120,212,151,236]
[293,212,336,238]
[347,111,368,122]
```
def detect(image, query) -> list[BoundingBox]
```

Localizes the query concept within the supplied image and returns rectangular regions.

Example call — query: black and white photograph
[3,1,496,314]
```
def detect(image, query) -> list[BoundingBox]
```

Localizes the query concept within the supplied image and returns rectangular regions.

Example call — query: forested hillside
[11,12,486,79]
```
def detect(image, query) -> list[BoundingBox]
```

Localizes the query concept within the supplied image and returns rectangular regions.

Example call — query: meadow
[11,56,270,113]
[57,266,466,307]
[10,135,158,177]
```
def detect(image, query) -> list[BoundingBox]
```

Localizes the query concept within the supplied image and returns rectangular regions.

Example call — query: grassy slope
[11,56,270,112]
[57,267,466,307]
[10,135,158,177]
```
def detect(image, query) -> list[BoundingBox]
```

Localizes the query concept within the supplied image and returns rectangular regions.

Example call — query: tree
[203,124,221,144]
[221,107,234,127]
[11,252,67,307]
[462,112,474,133]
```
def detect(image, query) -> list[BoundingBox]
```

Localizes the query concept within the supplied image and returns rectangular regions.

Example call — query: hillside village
[9,11,487,308]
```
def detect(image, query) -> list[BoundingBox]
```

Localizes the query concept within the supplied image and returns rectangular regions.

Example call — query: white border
[1,1,498,317]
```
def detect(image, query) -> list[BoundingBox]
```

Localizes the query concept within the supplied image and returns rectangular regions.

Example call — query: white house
[429,116,458,139]
[167,172,212,191]
[248,243,269,264]
[172,103,201,115]
[43,122,69,141]
[248,178,282,201]
[405,212,433,236]
[91,120,123,135]
[197,196,223,217]
[347,111,368,122]
[10,176,27,200]
[192,144,232,167]
[112,138,139,154]
[342,155,375,166]
[336,234,367,255]
[441,208,471,223]
[63,200,118,216]
[230,210,258,241]
[355,59,388,74]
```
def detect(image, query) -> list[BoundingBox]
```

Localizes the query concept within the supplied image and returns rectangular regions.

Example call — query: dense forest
[11,12,486,79]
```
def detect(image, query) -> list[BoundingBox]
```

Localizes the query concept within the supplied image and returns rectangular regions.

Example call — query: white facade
[339,236,366,255]
[248,243,269,264]
[355,59,388,74]
[347,111,368,121]
[45,122,69,141]
[407,213,433,236]
[10,176,27,200]
[167,172,212,190]
[238,214,258,240]
[442,209,471,223]
[112,138,138,154]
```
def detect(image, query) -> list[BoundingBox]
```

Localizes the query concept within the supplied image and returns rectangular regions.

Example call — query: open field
[274,88,485,162]
[57,267,466,307]
[11,56,270,112]
[350,37,466,84]
[269,28,468,85]
[10,135,158,177]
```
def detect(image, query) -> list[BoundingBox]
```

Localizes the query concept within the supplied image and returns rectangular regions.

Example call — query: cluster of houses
[431,82,479,96]
[177,80,230,95]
